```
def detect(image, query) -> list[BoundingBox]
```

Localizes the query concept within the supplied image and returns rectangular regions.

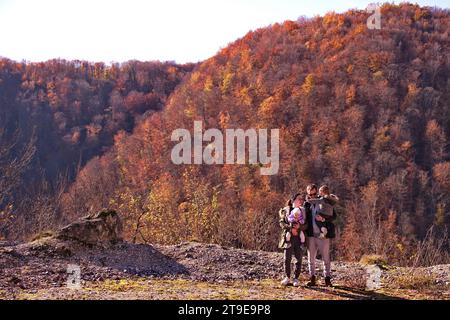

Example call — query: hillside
[62,3,450,265]
[0,59,195,239]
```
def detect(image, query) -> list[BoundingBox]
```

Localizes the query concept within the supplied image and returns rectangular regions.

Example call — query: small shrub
[360,254,389,269]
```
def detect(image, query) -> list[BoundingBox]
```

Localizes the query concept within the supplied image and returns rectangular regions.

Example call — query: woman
[278,192,308,287]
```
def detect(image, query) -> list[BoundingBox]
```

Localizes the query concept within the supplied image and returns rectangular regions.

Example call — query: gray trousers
[307,236,331,277]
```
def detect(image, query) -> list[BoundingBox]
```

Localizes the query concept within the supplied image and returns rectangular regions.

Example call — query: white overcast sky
[0,0,448,64]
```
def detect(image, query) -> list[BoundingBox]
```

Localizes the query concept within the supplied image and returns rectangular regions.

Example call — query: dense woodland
[0,59,194,238]
[1,3,449,265]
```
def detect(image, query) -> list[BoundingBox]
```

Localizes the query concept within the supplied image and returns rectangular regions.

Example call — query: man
[304,184,336,287]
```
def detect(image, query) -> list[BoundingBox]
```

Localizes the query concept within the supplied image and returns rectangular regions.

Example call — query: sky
[0,0,448,64]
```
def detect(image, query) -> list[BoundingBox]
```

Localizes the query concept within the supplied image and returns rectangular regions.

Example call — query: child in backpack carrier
[307,185,339,239]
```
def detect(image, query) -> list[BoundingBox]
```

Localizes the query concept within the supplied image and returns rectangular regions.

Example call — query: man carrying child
[305,184,338,287]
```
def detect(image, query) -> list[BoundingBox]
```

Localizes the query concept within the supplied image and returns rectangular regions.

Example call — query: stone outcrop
[56,209,123,246]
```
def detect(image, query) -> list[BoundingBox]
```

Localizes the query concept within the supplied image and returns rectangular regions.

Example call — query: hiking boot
[325,276,332,287]
[293,278,300,287]
[306,275,316,287]
[281,277,291,286]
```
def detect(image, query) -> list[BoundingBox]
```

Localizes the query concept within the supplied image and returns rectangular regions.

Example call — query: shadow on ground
[73,242,190,277]
[305,285,406,300]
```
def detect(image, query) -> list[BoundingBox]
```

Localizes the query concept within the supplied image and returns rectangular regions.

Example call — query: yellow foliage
[190,71,201,83]
[373,70,384,80]
[301,74,315,95]
[181,167,221,243]
[346,64,354,74]
[237,87,252,106]
[407,83,419,95]
[346,85,356,106]
[323,12,337,27]
[184,107,194,118]
[204,77,214,92]
[374,126,391,151]
[221,71,234,94]
[259,96,275,114]
[218,111,230,128]
[360,254,389,267]
[353,24,365,35]
[143,176,181,244]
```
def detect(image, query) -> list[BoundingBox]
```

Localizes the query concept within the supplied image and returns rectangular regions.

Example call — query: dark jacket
[305,201,337,238]
[278,206,308,249]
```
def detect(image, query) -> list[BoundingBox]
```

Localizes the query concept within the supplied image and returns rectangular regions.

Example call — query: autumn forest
[0,3,449,266]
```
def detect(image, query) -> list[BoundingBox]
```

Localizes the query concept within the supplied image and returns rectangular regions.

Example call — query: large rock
[56,209,123,246]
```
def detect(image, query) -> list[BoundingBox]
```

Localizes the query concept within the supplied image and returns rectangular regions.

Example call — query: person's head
[306,184,318,197]
[287,192,306,208]
[319,185,330,196]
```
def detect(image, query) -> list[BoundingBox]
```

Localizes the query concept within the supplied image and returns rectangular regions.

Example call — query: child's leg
[316,220,328,238]
[284,247,293,278]
[300,231,306,243]
[316,219,325,230]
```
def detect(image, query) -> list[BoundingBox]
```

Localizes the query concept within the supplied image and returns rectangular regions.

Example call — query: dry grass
[389,270,440,290]
[30,230,55,242]
[359,254,389,268]
[5,276,448,300]
[411,226,450,267]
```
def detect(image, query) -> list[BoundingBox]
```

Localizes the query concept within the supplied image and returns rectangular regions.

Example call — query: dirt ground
[0,240,448,300]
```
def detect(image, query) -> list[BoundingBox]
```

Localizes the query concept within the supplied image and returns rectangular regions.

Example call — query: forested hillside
[1,3,449,265]
[0,59,194,238]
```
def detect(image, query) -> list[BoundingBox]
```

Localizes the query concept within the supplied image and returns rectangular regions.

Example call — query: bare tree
[0,127,36,238]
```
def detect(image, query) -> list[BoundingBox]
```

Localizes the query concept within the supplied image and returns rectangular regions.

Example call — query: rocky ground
[0,210,448,300]
[0,240,449,300]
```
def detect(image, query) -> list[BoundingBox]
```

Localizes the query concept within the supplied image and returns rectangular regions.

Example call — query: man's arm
[307,198,323,204]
